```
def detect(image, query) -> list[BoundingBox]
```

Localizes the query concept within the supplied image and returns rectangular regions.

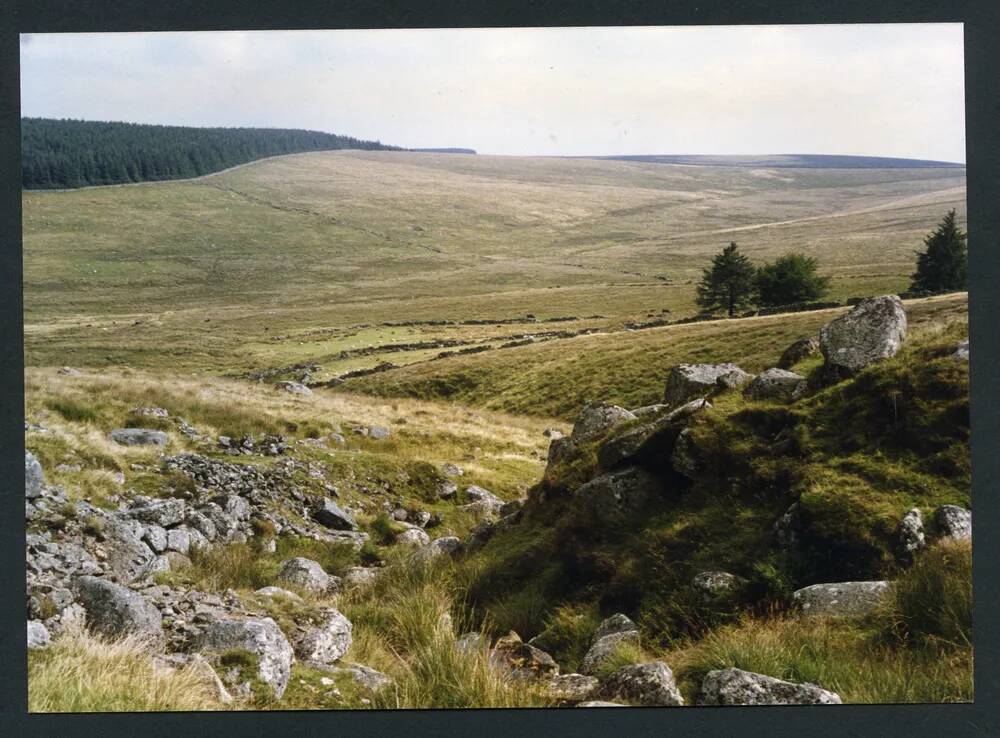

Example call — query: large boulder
[597,399,710,469]
[25,451,45,499]
[819,295,907,375]
[127,498,186,527]
[574,467,659,523]
[742,368,806,401]
[110,428,168,447]
[570,403,637,444]
[935,505,971,541]
[580,614,640,676]
[397,527,431,547]
[74,576,164,644]
[778,337,820,369]
[697,667,842,705]
[463,485,505,516]
[102,519,157,582]
[196,617,295,699]
[792,581,891,618]
[414,536,462,562]
[664,363,753,406]
[598,661,684,706]
[312,497,358,531]
[277,557,334,594]
[294,608,353,665]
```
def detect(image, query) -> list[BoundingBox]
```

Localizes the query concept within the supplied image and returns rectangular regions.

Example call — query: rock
[547,673,600,705]
[397,528,431,547]
[142,525,168,553]
[413,510,432,527]
[577,700,625,707]
[574,467,659,523]
[274,381,312,395]
[184,510,218,542]
[185,653,234,705]
[110,428,168,447]
[698,667,842,705]
[74,576,164,644]
[343,567,379,588]
[166,528,192,554]
[414,536,462,562]
[369,425,390,440]
[742,368,807,401]
[464,485,505,514]
[580,630,640,676]
[935,505,971,541]
[664,363,753,406]
[437,480,459,500]
[630,403,671,417]
[592,613,639,642]
[499,499,526,517]
[131,406,169,418]
[692,571,748,600]
[27,620,51,649]
[128,498,186,527]
[327,663,392,693]
[542,428,564,440]
[391,508,409,521]
[570,402,637,444]
[545,436,574,470]
[490,631,559,679]
[103,519,157,582]
[196,617,294,698]
[896,508,926,563]
[442,463,464,477]
[295,609,353,665]
[599,399,711,470]
[670,427,699,479]
[254,586,303,603]
[277,557,333,594]
[25,451,45,499]
[598,662,684,706]
[792,581,891,618]
[312,497,358,531]
[819,295,907,375]
[773,502,801,547]
[778,337,820,369]
[57,366,82,376]
[953,340,969,361]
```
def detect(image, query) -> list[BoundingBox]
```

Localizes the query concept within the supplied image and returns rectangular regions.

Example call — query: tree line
[21,118,402,189]
[696,210,968,317]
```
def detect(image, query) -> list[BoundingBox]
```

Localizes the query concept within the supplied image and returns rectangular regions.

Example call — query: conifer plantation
[21,118,400,189]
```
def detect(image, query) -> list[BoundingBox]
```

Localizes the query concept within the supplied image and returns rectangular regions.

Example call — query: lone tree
[910,209,967,294]
[755,253,831,307]
[696,242,757,317]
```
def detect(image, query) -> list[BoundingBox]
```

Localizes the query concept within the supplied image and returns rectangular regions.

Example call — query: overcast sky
[20,25,966,162]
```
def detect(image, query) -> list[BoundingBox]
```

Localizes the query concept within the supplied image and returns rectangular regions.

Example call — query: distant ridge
[572,154,965,169]
[410,148,477,155]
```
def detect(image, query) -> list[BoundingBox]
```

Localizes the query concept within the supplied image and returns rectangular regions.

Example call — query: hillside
[580,154,966,169]
[23,149,965,381]
[21,118,400,190]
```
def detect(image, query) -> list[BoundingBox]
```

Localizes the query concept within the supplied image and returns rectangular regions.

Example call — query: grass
[28,626,229,712]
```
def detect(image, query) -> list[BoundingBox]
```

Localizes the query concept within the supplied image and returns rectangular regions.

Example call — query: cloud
[19,24,966,162]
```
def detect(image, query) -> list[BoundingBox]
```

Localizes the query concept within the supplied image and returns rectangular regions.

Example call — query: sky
[20,25,966,163]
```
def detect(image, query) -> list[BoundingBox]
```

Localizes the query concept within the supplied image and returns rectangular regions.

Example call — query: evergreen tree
[910,210,967,294]
[696,242,758,317]
[755,253,831,307]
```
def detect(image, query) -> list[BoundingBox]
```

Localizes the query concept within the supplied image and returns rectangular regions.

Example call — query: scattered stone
[692,571,748,600]
[664,363,753,406]
[542,428,564,440]
[369,426,391,440]
[277,558,333,594]
[196,617,295,699]
[490,631,559,680]
[630,403,671,417]
[343,567,379,588]
[57,366,82,376]
[275,381,312,396]
[592,613,639,642]
[896,508,926,563]
[25,451,45,499]
[463,485,505,515]
[579,614,640,676]
[143,524,168,553]
[953,340,969,361]
[295,609,353,665]
[778,337,820,369]
[128,498,186,527]
[577,700,625,707]
[110,428,168,447]
[698,667,842,705]
[412,510,432,527]
[391,507,409,521]
[327,663,392,693]
[442,463,464,477]
[792,581,891,618]
[547,673,600,705]
[313,497,358,531]
[820,295,907,375]
[598,661,684,706]
[74,575,164,644]
[670,427,699,479]
[935,505,972,541]
[414,536,462,562]
[254,586,303,603]
[27,620,51,649]
[742,368,807,401]
[397,528,431,547]
[437,480,459,500]
[131,407,169,418]
[103,519,157,582]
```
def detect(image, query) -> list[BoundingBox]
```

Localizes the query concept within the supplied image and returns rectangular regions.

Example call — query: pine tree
[696,242,758,317]
[755,253,831,307]
[910,210,967,294]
